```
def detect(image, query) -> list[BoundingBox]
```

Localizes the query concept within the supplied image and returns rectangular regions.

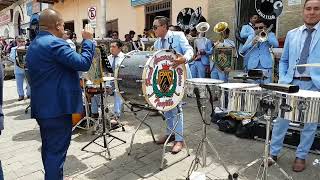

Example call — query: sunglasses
[255,26,265,30]
[153,24,162,30]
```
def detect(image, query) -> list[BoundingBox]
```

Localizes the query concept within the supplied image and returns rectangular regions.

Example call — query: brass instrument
[16,46,28,69]
[239,24,274,57]
[213,22,228,42]
[192,22,211,61]
[196,22,210,34]
[212,22,233,71]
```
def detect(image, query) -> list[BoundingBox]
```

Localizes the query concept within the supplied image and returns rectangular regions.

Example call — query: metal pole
[99,0,107,38]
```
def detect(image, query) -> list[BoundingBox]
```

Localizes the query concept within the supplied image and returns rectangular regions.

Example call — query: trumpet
[239,24,273,57]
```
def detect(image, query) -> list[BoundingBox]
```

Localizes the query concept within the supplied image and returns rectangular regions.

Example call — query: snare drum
[276,90,320,123]
[186,78,224,98]
[217,83,262,112]
[85,77,113,95]
[115,50,186,111]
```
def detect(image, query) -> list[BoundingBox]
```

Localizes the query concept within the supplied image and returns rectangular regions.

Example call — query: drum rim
[142,49,187,111]
[186,78,224,85]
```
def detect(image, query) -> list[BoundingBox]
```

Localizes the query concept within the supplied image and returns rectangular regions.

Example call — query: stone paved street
[1,79,319,180]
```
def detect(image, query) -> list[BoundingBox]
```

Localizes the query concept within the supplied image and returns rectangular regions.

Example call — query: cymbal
[296,63,320,67]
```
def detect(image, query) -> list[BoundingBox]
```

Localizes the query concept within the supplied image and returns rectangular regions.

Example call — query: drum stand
[127,104,190,170]
[233,94,292,180]
[72,78,96,131]
[81,82,126,159]
[186,95,234,180]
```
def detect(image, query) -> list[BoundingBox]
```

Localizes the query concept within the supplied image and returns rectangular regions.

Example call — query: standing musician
[239,14,260,71]
[26,9,95,179]
[190,23,212,78]
[269,0,320,172]
[240,20,279,83]
[153,16,194,154]
[9,36,31,101]
[212,28,235,82]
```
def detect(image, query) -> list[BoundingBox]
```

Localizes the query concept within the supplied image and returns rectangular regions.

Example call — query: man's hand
[82,24,94,40]
[171,54,186,68]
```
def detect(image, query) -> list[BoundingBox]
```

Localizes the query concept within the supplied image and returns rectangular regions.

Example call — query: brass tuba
[212,22,233,71]
[213,22,228,42]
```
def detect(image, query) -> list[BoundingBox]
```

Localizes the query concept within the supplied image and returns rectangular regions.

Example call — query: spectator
[63,29,76,50]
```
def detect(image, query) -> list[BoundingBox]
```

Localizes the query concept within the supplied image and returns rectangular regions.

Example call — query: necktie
[112,55,117,72]
[161,38,166,49]
[297,28,315,74]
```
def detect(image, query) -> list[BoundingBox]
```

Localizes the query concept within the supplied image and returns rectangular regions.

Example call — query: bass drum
[115,50,187,111]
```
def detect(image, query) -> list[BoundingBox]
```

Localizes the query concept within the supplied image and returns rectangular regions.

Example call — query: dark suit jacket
[26,31,95,119]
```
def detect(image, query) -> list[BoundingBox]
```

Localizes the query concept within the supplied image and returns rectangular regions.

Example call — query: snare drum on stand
[275,90,320,123]
[186,78,224,99]
[217,83,262,113]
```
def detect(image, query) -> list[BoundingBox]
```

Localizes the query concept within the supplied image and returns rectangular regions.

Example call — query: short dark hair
[112,31,118,35]
[154,16,170,29]
[254,19,266,25]
[110,39,123,48]
[129,30,135,35]
[173,25,182,31]
[65,29,72,39]
[249,13,259,18]
[304,0,320,7]
[225,28,230,35]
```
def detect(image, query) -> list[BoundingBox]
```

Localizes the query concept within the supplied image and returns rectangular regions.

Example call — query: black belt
[293,77,312,81]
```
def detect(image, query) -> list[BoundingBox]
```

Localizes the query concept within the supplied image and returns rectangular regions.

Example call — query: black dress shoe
[18,96,24,101]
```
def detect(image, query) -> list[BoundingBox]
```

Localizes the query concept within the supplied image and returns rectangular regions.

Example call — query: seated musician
[269,0,320,172]
[91,40,124,127]
[240,20,279,83]
[212,28,235,82]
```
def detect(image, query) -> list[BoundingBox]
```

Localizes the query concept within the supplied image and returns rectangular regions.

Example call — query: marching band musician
[240,20,279,83]
[26,9,95,179]
[190,26,212,78]
[153,16,194,154]
[9,36,31,101]
[240,14,259,71]
[269,0,320,172]
[212,28,235,82]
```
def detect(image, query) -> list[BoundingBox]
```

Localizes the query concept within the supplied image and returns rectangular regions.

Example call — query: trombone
[239,24,274,57]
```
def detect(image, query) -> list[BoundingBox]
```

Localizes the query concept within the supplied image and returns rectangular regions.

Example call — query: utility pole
[99,0,106,38]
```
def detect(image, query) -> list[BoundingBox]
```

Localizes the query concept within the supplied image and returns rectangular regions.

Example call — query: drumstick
[295,63,320,67]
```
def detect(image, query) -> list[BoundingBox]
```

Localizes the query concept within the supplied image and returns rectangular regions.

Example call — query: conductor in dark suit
[26,9,95,180]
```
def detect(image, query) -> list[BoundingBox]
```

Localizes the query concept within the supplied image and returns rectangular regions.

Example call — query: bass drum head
[142,50,187,111]
[114,50,153,106]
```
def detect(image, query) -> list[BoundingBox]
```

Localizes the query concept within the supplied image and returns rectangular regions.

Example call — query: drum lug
[136,80,145,83]
[139,65,145,68]
[120,91,125,94]
[117,78,122,81]
[120,65,126,68]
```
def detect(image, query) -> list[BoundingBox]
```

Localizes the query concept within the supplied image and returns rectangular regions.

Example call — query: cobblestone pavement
[1,79,319,180]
